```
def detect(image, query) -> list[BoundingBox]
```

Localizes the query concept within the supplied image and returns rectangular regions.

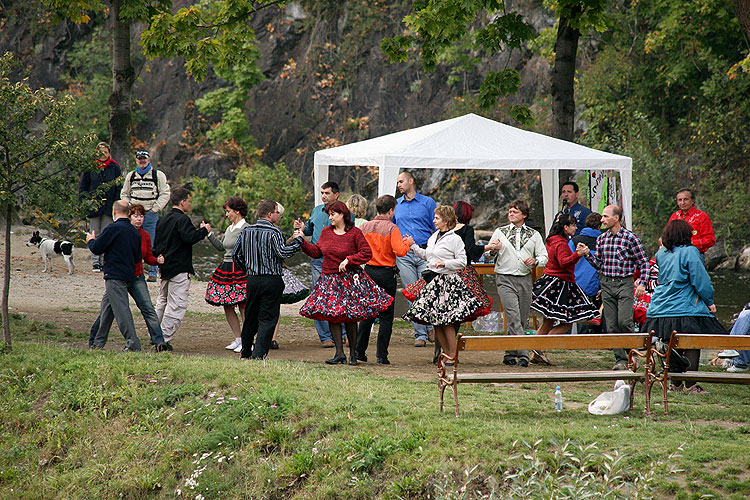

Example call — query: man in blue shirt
[301,181,345,347]
[393,171,436,347]
[555,181,592,235]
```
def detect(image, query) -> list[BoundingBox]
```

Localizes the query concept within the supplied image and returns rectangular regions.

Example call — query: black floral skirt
[205,261,247,306]
[402,272,491,326]
[530,274,598,323]
[299,268,393,323]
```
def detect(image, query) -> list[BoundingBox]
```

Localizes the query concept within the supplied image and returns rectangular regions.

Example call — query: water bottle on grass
[554,386,563,412]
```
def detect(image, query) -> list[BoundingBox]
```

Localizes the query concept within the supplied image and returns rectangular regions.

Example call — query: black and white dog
[26,231,75,275]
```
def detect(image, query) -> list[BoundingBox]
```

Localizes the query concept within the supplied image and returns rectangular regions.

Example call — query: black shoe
[377,357,390,365]
[503,357,517,366]
[325,354,347,365]
[349,355,359,366]
[518,358,529,367]
[270,340,279,350]
[356,352,367,362]
[155,342,169,353]
[163,342,174,351]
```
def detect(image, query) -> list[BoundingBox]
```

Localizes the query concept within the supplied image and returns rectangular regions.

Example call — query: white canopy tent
[313,113,633,231]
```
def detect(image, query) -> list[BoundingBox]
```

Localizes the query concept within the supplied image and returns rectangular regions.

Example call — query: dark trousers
[241,275,284,359]
[357,265,397,360]
[601,275,635,363]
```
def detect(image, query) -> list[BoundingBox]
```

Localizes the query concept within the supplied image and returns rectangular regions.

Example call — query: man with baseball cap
[121,149,171,281]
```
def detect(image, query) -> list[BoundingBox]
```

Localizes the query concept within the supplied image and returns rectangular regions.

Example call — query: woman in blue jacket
[641,219,726,393]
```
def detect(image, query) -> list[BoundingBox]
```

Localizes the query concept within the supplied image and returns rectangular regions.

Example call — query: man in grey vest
[120,150,171,281]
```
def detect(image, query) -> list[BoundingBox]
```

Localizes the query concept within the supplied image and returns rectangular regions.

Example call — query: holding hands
[200,221,212,233]
[403,235,415,247]
[576,242,590,256]
[293,218,304,231]
[156,254,165,265]
[85,231,96,243]
[486,239,502,252]
[292,228,305,239]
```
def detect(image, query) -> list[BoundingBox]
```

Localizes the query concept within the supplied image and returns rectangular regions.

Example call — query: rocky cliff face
[2,0,556,230]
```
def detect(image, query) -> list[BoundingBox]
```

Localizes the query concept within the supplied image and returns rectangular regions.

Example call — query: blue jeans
[396,250,432,341]
[143,211,159,277]
[730,310,750,369]
[88,275,165,347]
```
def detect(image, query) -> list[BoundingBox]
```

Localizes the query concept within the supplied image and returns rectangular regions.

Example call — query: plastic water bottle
[554,386,563,412]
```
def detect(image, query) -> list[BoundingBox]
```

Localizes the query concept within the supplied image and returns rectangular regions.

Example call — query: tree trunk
[2,198,12,350]
[109,0,135,166]
[737,0,750,41]
[550,12,581,141]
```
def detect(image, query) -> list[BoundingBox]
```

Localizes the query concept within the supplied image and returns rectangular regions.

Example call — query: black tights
[330,322,358,359]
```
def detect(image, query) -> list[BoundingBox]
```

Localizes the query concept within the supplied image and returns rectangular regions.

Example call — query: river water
[193,240,750,327]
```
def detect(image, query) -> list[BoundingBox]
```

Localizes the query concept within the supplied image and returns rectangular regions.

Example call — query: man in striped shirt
[233,199,303,359]
[577,205,649,370]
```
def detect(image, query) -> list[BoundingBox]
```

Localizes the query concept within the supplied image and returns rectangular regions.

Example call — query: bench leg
[438,379,445,413]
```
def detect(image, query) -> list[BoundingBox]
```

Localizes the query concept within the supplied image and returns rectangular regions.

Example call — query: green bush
[190,160,308,233]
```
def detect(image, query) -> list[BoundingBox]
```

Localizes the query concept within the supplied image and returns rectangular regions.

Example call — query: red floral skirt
[205,261,247,306]
[299,268,393,323]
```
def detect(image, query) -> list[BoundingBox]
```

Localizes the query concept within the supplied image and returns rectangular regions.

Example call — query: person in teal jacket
[641,219,726,393]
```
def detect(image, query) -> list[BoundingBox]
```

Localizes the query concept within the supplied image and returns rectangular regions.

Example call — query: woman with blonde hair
[346,194,369,228]
[403,205,491,361]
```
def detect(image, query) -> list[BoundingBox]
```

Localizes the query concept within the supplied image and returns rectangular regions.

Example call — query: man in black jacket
[154,187,211,347]
[87,200,142,351]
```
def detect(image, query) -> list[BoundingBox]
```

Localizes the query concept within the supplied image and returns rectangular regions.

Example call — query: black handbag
[421,269,438,283]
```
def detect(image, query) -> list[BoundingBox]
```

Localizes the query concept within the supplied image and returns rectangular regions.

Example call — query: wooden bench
[439,333,651,417]
[638,332,750,415]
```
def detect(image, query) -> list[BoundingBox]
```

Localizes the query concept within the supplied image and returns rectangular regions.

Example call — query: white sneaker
[717,350,740,358]
[727,365,748,373]
[233,344,243,353]
[225,339,240,350]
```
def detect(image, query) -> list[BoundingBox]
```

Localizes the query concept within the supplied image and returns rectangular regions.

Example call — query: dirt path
[3,225,517,383]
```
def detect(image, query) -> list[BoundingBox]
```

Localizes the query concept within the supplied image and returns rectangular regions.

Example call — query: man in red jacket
[668,189,715,261]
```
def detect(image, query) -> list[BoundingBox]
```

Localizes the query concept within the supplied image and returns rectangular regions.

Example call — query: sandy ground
[3,225,522,383]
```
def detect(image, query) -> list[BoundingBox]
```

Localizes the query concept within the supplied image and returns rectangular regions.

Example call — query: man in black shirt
[154,187,210,348]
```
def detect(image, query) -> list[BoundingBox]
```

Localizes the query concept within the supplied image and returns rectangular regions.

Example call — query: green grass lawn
[1,316,749,499]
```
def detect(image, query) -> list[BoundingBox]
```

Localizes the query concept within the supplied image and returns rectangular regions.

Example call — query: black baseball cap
[135,150,150,159]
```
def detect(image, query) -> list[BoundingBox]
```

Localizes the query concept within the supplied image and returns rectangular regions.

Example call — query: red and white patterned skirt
[299,268,393,323]
[205,261,247,306]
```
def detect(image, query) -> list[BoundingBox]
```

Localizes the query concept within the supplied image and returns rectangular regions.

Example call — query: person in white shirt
[403,205,491,361]
[485,200,548,367]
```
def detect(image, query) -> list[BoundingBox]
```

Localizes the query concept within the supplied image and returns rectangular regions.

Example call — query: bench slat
[669,372,750,384]
[674,334,750,350]
[453,371,644,384]
[459,334,650,351]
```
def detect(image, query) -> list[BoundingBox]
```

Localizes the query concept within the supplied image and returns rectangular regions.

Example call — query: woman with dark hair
[529,213,598,364]
[299,201,393,365]
[452,201,486,265]
[206,196,250,353]
[641,219,726,393]
[403,205,492,363]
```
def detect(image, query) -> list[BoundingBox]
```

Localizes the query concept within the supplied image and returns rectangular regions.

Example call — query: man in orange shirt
[668,189,715,260]
[355,195,411,365]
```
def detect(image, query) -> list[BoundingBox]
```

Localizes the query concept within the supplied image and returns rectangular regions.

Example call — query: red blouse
[135,228,159,277]
[301,226,372,274]
[543,234,581,282]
